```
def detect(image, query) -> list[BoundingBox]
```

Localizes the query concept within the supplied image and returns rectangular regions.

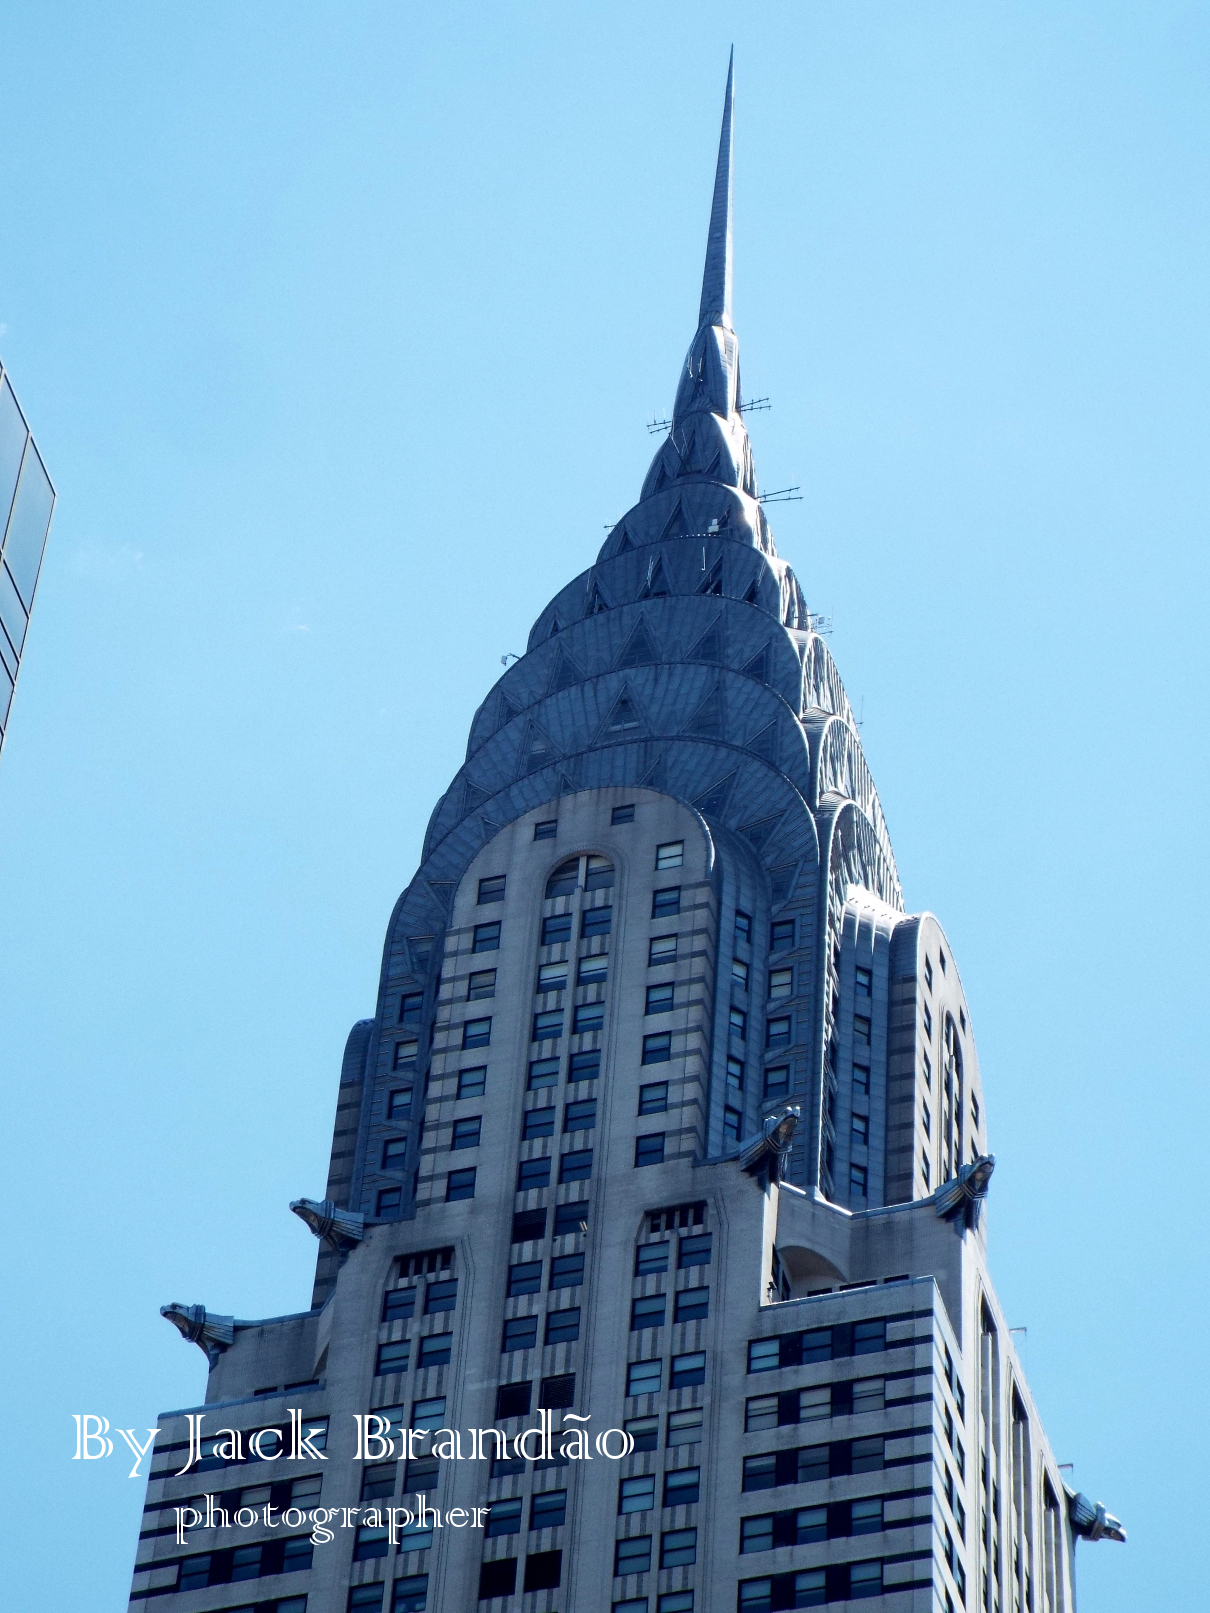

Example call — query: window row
[626,1352,706,1396]
[508,1252,584,1294]
[635,1231,712,1273]
[479,1550,563,1599]
[516,1150,593,1190]
[738,1558,888,1609]
[618,1465,701,1512]
[631,1288,709,1329]
[614,1527,698,1575]
[528,1049,601,1088]
[744,1374,916,1429]
[380,1276,457,1322]
[375,1334,453,1376]
[348,1581,427,1613]
[495,1375,577,1418]
[175,1538,313,1590]
[747,1318,889,1372]
[739,1495,892,1551]
[501,1306,581,1351]
[510,1200,588,1243]
[742,1435,897,1491]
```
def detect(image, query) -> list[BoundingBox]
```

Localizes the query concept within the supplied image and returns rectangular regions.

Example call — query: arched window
[545,859,580,899]
[545,854,615,899]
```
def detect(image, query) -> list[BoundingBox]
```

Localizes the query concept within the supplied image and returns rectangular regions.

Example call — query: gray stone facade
[129,57,1122,1613]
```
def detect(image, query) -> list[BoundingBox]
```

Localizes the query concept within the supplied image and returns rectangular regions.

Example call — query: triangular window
[586,580,610,616]
[686,619,723,663]
[741,643,771,683]
[549,648,586,695]
[697,558,723,597]
[746,721,778,764]
[520,722,557,775]
[604,693,642,734]
[494,693,520,734]
[546,615,562,639]
[660,501,687,540]
[683,687,723,739]
[641,558,671,599]
[703,449,722,479]
[616,618,658,669]
[613,526,633,552]
[743,574,760,605]
[693,770,737,816]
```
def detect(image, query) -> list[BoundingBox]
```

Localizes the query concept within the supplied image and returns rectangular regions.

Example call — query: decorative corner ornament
[1068,1490,1127,1543]
[160,1303,235,1368]
[726,1104,801,1183]
[290,1197,366,1254]
[931,1154,996,1231]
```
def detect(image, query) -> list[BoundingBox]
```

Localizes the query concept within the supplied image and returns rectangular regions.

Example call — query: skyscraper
[131,59,1124,1613]
[0,358,54,749]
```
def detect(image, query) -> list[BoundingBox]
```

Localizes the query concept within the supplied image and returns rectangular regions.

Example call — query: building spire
[698,48,735,332]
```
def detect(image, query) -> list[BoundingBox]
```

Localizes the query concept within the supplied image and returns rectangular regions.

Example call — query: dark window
[457,1067,486,1099]
[670,1351,706,1389]
[727,1056,745,1092]
[355,1525,390,1560]
[376,1339,411,1375]
[477,875,506,905]
[564,1099,597,1132]
[646,982,675,1014]
[764,1066,790,1099]
[735,910,752,944]
[511,1208,546,1243]
[400,992,423,1024]
[462,1018,492,1049]
[679,1233,712,1267]
[663,1466,701,1506]
[850,1164,868,1197]
[523,1107,556,1140]
[852,1064,870,1096]
[584,855,615,891]
[853,1015,871,1046]
[923,1005,933,1038]
[924,956,934,990]
[533,1009,563,1042]
[350,1584,386,1611]
[627,1359,662,1396]
[573,1002,605,1034]
[724,1106,742,1142]
[451,1116,481,1150]
[569,1049,601,1082]
[639,1081,668,1113]
[495,1382,532,1419]
[394,1039,419,1070]
[393,1575,429,1613]
[382,1137,408,1169]
[612,803,636,824]
[541,913,572,946]
[546,858,580,898]
[425,1277,458,1313]
[388,1086,413,1118]
[674,1287,709,1322]
[550,1253,584,1289]
[540,1373,576,1409]
[502,1316,538,1352]
[631,1294,666,1330]
[855,966,872,997]
[652,886,681,917]
[417,1334,451,1369]
[614,1535,652,1575]
[559,1148,593,1183]
[853,1319,886,1355]
[382,1287,417,1323]
[635,1241,669,1275]
[766,1015,791,1048]
[377,1187,402,1216]
[581,905,613,937]
[528,1057,560,1090]
[404,1456,440,1491]
[467,969,496,1000]
[770,919,795,951]
[508,1261,542,1297]
[530,1488,568,1527]
[446,1168,476,1201]
[553,1200,589,1236]
[517,1158,551,1191]
[545,1307,580,1344]
[635,1133,666,1167]
[851,1114,869,1146]
[625,1415,658,1451]
[478,1558,517,1599]
[730,1006,747,1039]
[486,1498,522,1537]
[660,1527,697,1567]
[472,921,501,952]
[642,1033,672,1065]
[534,819,558,840]
[732,957,750,989]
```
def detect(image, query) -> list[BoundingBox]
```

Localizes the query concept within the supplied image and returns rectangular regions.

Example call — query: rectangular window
[400,991,423,1024]
[769,967,793,1000]
[922,1102,931,1137]
[745,1394,778,1432]
[729,1007,747,1041]
[635,1133,666,1167]
[457,1068,486,1099]
[376,1340,411,1375]
[533,819,558,840]
[394,1039,419,1070]
[502,1316,538,1353]
[674,1287,709,1322]
[569,1049,601,1083]
[649,934,677,964]
[355,1524,390,1561]
[666,1407,703,1447]
[545,1307,581,1344]
[849,1164,868,1197]
[486,1497,523,1536]
[679,1233,712,1267]
[732,956,750,989]
[537,961,568,992]
[631,1294,666,1330]
[922,1153,931,1187]
[855,965,872,997]
[541,913,572,946]
[550,1252,585,1289]
[625,1415,658,1451]
[635,1240,670,1275]
[350,1582,387,1609]
[853,1319,887,1355]
[852,1064,870,1096]
[735,910,752,944]
[478,1559,517,1599]
[472,921,501,952]
[553,1200,589,1236]
[451,1116,481,1150]
[417,1333,451,1369]
[726,1055,745,1093]
[853,1015,871,1046]
[746,1339,781,1374]
[511,1208,546,1243]
[508,1261,543,1297]
[564,1099,596,1132]
[851,1113,869,1146]
[770,919,795,951]
[923,1004,933,1038]
[655,841,684,869]
[581,906,613,937]
[425,1277,458,1313]
[388,1086,413,1119]
[377,1187,402,1216]
[445,1169,476,1201]
[922,1050,932,1086]
[851,1496,883,1536]
[651,886,681,917]
[477,875,506,905]
[533,1010,563,1042]
[638,1082,668,1114]
[382,1137,408,1169]
[528,1057,560,1090]
[382,1286,417,1323]
[724,1106,742,1143]
[612,803,636,824]
[663,1467,700,1506]
[462,1017,492,1049]
[573,1002,605,1034]
[619,1473,656,1513]
[642,1032,672,1064]
[540,1373,576,1409]
[578,954,608,984]
[467,969,496,1000]
[645,982,674,1014]
[495,1382,532,1419]
[763,1066,790,1099]
[517,1158,552,1191]
[627,1358,662,1396]
[670,1351,706,1389]
[660,1527,697,1567]
[614,1535,652,1575]
[765,1015,791,1048]
[530,1488,567,1528]
[559,1148,593,1183]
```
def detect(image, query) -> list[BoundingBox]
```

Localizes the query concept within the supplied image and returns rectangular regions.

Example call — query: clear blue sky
[0,3,1205,1607]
